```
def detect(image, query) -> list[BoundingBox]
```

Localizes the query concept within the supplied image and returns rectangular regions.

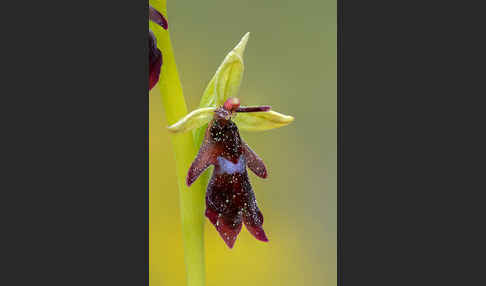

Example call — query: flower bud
[148,6,167,91]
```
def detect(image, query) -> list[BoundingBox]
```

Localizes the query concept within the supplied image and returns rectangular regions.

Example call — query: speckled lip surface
[187,104,269,248]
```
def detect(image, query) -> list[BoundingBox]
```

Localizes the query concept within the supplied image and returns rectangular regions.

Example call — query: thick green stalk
[150,1,206,286]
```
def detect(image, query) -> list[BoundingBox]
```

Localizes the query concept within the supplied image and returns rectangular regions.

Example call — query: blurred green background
[150,0,336,285]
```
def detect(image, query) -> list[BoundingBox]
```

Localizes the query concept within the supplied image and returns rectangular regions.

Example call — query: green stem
[150,1,206,286]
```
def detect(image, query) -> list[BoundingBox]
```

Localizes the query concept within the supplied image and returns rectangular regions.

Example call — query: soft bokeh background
[150,0,336,285]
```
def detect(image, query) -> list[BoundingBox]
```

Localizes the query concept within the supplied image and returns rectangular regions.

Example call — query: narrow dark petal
[242,141,267,179]
[235,106,271,113]
[149,31,162,91]
[187,135,220,186]
[149,6,168,30]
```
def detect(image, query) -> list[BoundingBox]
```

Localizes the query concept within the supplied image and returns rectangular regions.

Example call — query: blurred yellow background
[150,1,336,285]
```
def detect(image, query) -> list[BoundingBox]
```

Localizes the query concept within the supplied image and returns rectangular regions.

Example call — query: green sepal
[233,110,294,132]
[167,107,216,133]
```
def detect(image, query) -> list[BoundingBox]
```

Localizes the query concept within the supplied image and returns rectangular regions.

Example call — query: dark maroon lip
[187,115,269,248]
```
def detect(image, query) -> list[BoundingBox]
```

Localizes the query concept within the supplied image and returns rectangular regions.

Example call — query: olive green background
[150,0,336,285]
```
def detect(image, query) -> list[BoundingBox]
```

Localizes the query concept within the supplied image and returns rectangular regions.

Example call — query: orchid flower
[168,33,294,248]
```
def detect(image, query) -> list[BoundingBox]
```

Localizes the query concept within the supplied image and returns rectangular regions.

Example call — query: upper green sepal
[198,32,249,109]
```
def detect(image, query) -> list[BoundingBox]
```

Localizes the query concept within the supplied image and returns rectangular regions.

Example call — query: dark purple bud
[149,6,168,30]
[148,6,167,91]
[187,106,269,248]
[149,30,162,91]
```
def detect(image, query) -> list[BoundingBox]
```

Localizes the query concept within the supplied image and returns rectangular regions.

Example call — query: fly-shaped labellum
[149,6,168,91]
[187,98,271,248]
